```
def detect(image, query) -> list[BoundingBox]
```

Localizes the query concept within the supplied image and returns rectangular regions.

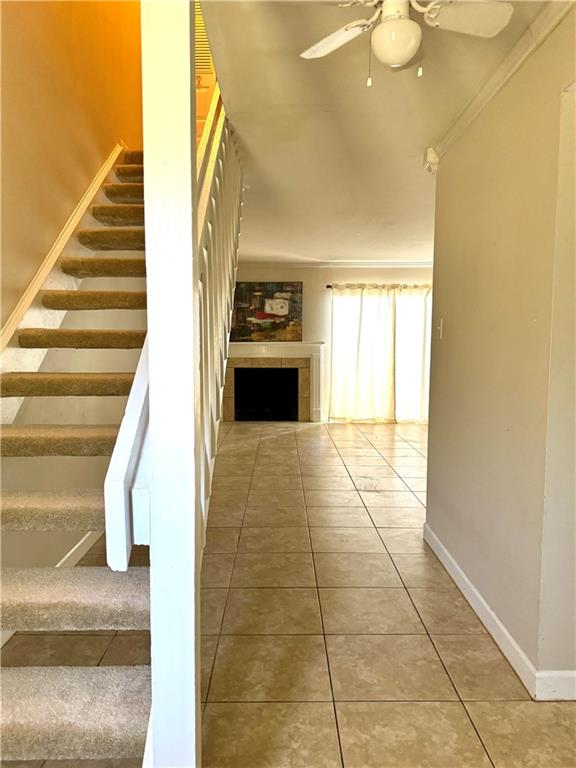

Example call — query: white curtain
[329,284,432,422]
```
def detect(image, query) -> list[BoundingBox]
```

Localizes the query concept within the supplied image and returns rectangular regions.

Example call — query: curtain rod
[326,283,432,289]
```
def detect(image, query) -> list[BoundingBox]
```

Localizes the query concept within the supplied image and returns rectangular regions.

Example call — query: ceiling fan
[300,0,515,69]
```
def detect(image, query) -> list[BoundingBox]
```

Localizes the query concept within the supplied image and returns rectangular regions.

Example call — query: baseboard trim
[424,523,576,700]
[0,142,123,352]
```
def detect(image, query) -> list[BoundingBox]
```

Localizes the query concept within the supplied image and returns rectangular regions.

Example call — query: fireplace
[235,368,298,421]
[224,342,324,422]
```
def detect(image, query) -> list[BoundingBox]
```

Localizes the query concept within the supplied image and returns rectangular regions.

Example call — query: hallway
[201,421,575,768]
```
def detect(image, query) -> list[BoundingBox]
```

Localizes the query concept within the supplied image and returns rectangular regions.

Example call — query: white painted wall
[237,263,432,418]
[427,9,575,698]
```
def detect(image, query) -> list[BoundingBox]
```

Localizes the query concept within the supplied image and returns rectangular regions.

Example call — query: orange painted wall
[1,1,143,325]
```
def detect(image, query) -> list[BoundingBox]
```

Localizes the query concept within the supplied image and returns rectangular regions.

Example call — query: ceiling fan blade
[300,19,371,59]
[430,1,514,38]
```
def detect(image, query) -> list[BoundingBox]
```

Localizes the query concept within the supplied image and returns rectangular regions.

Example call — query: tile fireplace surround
[224,342,324,422]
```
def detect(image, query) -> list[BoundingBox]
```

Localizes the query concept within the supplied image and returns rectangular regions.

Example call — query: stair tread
[78,227,145,251]
[42,289,147,310]
[115,164,144,182]
[61,256,146,278]
[92,204,144,226]
[19,328,146,349]
[1,567,149,631]
[0,424,119,457]
[1,665,149,760]
[1,489,104,530]
[0,371,135,397]
[124,149,143,164]
[104,183,144,203]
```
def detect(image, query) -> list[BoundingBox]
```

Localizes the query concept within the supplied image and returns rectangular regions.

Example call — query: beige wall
[236,263,433,417]
[1,0,142,325]
[428,9,575,678]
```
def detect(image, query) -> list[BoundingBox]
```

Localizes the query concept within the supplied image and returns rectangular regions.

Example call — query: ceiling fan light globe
[371,17,422,68]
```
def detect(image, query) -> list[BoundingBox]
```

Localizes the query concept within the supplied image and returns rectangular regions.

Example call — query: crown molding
[432,2,575,162]
[238,259,433,269]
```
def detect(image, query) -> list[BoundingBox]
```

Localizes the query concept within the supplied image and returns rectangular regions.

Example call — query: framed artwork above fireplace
[230,281,303,342]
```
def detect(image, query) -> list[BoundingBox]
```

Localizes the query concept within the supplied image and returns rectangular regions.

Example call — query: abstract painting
[230,282,303,342]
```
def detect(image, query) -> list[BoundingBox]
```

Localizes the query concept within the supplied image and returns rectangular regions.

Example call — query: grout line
[298,426,346,768]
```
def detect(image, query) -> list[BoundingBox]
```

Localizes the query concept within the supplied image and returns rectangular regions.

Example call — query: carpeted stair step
[92,203,144,226]
[124,149,143,164]
[1,490,104,530]
[61,256,146,278]
[104,183,143,203]
[0,371,135,397]
[0,424,119,456]
[42,289,147,310]
[1,567,149,630]
[19,328,146,349]
[78,227,145,251]
[115,164,144,182]
[1,666,149,760]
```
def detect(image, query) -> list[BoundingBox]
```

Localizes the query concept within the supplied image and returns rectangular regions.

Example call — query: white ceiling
[202,1,544,265]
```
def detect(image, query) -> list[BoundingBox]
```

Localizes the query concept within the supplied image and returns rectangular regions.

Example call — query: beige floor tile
[222,588,322,634]
[368,506,426,527]
[209,489,249,507]
[379,527,427,553]
[409,589,487,634]
[305,489,363,507]
[248,489,305,507]
[250,475,303,490]
[253,462,301,475]
[201,589,228,635]
[302,476,356,490]
[327,634,457,701]
[202,635,218,702]
[311,527,385,553]
[242,506,308,527]
[231,553,316,587]
[404,478,428,492]
[337,702,491,768]
[353,476,408,491]
[307,507,373,527]
[343,457,388,466]
[320,588,425,634]
[387,457,428,468]
[209,635,332,701]
[100,634,150,666]
[300,464,350,477]
[213,462,255,477]
[299,456,345,466]
[0,633,112,666]
[211,476,252,490]
[392,553,454,588]
[396,466,428,478]
[314,553,402,587]
[205,527,240,554]
[43,761,143,767]
[466,701,576,768]
[378,449,423,458]
[432,635,530,700]
[345,465,398,477]
[206,505,245,527]
[416,492,427,505]
[203,703,342,768]
[239,527,311,553]
[360,490,422,508]
[338,449,381,458]
[201,554,235,587]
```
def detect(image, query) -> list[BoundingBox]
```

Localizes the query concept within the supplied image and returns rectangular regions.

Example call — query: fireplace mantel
[227,342,324,421]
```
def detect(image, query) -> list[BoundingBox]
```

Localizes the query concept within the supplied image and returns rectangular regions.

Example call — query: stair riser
[61,258,146,278]
[92,205,144,226]
[124,150,143,164]
[42,291,147,310]
[19,330,146,349]
[104,184,144,203]
[0,374,134,398]
[78,229,145,251]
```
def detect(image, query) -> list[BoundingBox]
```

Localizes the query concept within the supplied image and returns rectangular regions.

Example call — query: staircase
[0,150,151,761]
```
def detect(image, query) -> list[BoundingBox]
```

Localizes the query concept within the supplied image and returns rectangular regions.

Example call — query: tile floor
[3,422,575,768]
[201,421,576,768]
